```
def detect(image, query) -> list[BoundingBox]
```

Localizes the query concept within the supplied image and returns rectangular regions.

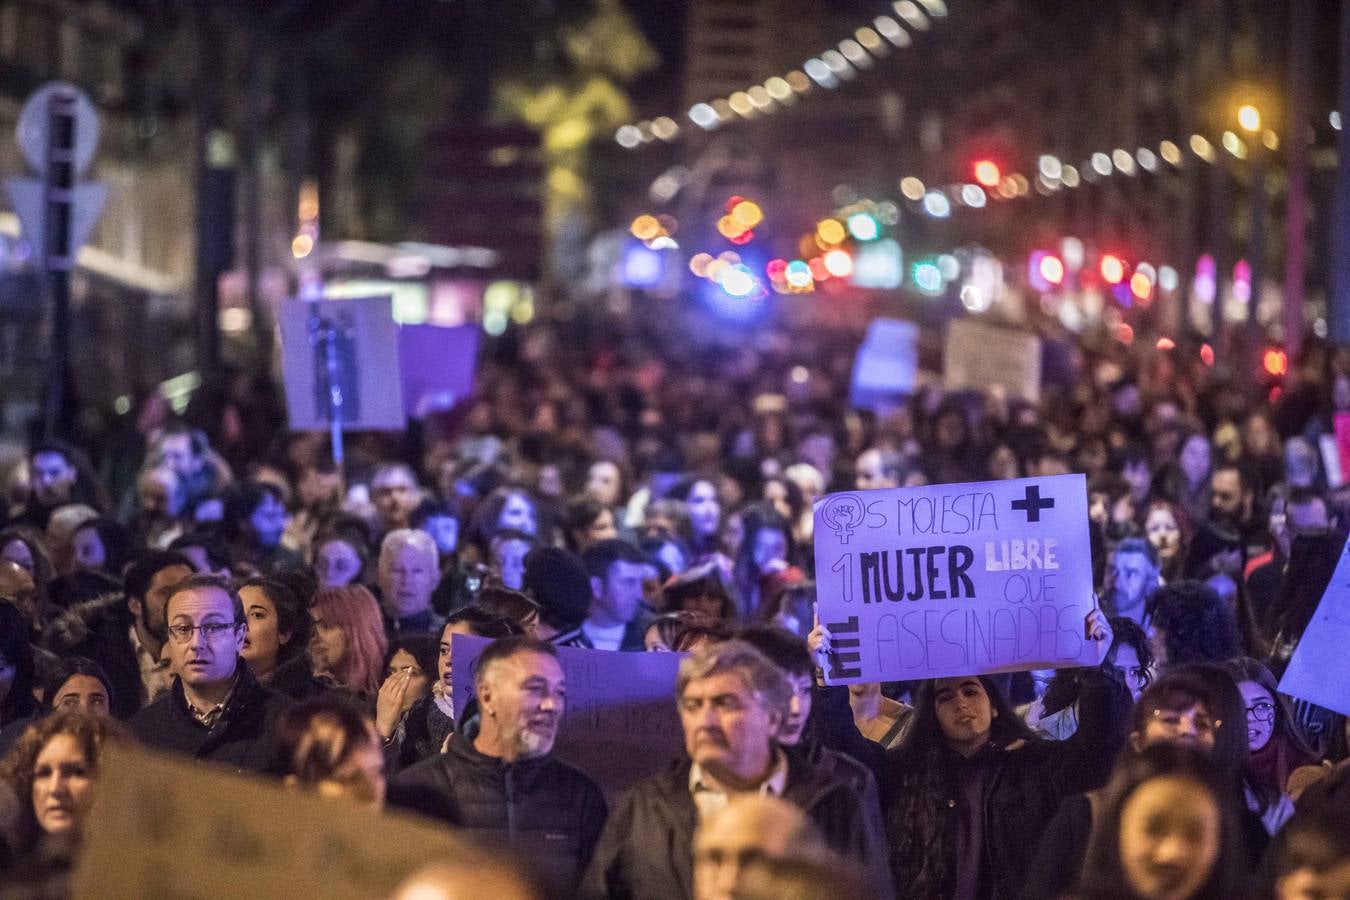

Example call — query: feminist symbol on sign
[820,495,866,544]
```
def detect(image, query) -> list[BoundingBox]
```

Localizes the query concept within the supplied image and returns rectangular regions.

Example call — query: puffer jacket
[387,731,607,897]
[581,748,893,900]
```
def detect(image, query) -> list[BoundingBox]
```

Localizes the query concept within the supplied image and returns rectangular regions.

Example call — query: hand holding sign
[811,474,1104,684]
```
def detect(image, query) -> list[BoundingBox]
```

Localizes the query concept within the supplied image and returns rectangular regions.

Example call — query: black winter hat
[522,546,592,632]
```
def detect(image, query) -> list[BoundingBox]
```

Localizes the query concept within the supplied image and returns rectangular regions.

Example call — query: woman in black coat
[883,611,1127,899]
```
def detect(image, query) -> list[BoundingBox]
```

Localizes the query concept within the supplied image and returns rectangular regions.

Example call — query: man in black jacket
[388,636,607,897]
[581,640,890,900]
[44,550,195,719]
[128,573,291,773]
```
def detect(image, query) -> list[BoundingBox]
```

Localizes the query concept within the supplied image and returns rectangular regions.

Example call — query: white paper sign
[944,319,1042,402]
[279,295,405,431]
[812,474,1103,684]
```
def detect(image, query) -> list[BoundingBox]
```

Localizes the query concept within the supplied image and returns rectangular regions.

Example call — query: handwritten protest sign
[74,744,473,900]
[943,319,1042,403]
[452,634,685,796]
[812,474,1103,684]
[279,295,405,431]
[1279,534,1350,717]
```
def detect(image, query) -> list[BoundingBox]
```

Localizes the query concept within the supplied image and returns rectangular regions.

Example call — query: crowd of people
[0,310,1347,899]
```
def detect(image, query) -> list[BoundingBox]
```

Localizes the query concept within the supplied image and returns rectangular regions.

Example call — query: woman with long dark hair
[0,602,36,730]
[1223,657,1318,794]
[1024,664,1285,898]
[731,505,798,620]
[882,610,1127,898]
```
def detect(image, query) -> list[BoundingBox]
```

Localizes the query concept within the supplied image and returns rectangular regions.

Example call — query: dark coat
[261,654,332,701]
[386,693,455,775]
[128,665,292,774]
[388,731,607,897]
[883,671,1130,899]
[42,594,143,719]
[581,749,892,900]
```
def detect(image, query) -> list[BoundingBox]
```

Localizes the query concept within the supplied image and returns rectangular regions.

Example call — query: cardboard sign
[943,319,1042,403]
[73,745,474,900]
[1279,533,1350,717]
[279,295,405,431]
[850,317,919,411]
[452,634,685,796]
[398,323,480,418]
[811,474,1103,684]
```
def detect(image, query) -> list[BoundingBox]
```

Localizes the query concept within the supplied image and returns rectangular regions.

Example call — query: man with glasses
[129,573,291,772]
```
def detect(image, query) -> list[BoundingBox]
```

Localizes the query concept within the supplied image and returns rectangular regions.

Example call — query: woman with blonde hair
[309,585,388,702]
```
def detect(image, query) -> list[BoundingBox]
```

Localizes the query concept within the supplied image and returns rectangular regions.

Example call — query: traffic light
[1263,348,1288,377]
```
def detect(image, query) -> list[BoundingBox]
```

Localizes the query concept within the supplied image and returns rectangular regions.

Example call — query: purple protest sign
[451,634,686,796]
[812,474,1104,684]
[398,324,480,418]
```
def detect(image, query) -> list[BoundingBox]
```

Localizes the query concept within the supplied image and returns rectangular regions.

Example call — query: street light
[1237,104,1262,134]
[1240,103,1266,373]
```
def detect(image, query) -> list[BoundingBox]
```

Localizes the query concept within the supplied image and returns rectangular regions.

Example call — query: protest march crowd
[0,309,1348,899]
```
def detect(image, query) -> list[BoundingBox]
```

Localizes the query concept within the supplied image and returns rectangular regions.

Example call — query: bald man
[692,796,826,900]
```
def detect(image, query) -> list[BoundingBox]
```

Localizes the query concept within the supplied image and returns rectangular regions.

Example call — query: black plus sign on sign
[1011,485,1055,522]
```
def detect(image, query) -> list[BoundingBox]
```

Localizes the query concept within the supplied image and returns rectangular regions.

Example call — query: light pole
[1239,104,1266,376]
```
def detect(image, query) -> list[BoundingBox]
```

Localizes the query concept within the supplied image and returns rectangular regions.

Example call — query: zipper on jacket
[504,766,517,843]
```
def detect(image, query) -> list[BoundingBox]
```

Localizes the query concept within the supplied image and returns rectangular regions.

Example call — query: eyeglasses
[1245,701,1276,723]
[166,622,241,643]
[1151,708,1222,736]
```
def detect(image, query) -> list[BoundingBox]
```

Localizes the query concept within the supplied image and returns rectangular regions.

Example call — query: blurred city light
[621,243,664,288]
[630,215,661,240]
[922,191,951,218]
[846,212,880,241]
[689,104,719,129]
[1130,272,1152,301]
[1263,348,1288,377]
[900,176,926,200]
[1237,104,1261,134]
[1039,254,1065,285]
[785,259,813,288]
[721,264,756,297]
[913,258,944,296]
[973,160,1001,187]
[823,248,854,277]
[816,219,847,245]
[852,239,902,288]
[1194,254,1218,304]
[1100,254,1126,284]
[731,200,764,228]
